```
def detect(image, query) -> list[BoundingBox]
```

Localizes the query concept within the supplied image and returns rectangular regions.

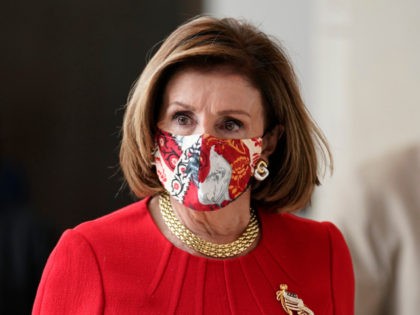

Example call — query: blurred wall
[308,0,420,211]
[205,1,315,112]
[0,0,202,231]
[204,0,420,210]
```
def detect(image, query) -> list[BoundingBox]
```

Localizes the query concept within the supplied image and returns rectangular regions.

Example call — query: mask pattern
[154,129,262,211]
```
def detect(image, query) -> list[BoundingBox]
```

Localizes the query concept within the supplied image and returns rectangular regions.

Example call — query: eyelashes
[172,111,194,126]
[220,118,243,132]
[171,111,244,133]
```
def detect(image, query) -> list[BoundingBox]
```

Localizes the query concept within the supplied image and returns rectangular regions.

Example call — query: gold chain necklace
[159,192,260,258]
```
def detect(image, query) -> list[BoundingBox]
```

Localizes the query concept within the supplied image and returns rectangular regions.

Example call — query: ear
[261,124,283,160]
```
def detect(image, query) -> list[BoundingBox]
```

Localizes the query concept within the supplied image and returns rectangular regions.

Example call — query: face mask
[154,129,263,211]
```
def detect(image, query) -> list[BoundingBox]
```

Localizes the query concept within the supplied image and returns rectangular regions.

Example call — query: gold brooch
[276,284,314,315]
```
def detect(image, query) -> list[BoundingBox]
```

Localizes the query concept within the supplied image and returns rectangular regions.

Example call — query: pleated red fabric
[33,198,354,314]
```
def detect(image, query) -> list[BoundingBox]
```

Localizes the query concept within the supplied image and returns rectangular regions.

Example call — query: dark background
[0,1,201,313]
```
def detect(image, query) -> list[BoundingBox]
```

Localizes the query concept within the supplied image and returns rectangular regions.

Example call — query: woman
[33,16,354,314]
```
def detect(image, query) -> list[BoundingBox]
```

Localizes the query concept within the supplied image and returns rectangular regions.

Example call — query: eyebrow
[167,101,195,111]
[168,101,251,118]
[218,109,251,118]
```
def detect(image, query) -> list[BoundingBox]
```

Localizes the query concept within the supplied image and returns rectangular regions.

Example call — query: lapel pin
[276,284,314,315]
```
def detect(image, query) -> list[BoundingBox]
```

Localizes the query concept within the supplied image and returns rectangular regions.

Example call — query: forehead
[163,65,262,106]
[167,64,254,85]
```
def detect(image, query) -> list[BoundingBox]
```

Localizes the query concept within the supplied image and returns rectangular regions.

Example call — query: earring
[254,160,269,181]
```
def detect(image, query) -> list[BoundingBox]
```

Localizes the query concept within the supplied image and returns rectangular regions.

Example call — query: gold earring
[254,160,269,181]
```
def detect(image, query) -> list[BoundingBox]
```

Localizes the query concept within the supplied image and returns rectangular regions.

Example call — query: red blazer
[33,198,354,314]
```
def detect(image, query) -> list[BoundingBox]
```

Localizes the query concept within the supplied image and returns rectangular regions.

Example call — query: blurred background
[1,0,419,314]
[0,0,201,313]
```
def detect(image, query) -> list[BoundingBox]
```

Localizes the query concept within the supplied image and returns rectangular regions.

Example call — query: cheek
[250,113,265,137]
[156,119,168,131]
[157,88,172,128]
[247,96,266,136]
[156,111,175,132]
[156,109,168,130]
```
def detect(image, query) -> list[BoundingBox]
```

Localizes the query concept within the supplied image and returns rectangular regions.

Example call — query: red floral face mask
[154,129,263,211]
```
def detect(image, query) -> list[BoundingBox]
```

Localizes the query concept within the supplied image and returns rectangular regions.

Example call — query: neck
[170,190,252,244]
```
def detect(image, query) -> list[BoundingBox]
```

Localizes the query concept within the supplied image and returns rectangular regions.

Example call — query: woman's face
[158,66,265,139]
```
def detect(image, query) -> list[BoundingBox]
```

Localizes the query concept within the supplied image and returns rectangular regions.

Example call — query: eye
[173,112,194,126]
[220,118,243,132]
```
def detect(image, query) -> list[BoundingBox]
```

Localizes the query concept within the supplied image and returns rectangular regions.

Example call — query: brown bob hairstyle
[120,15,332,212]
